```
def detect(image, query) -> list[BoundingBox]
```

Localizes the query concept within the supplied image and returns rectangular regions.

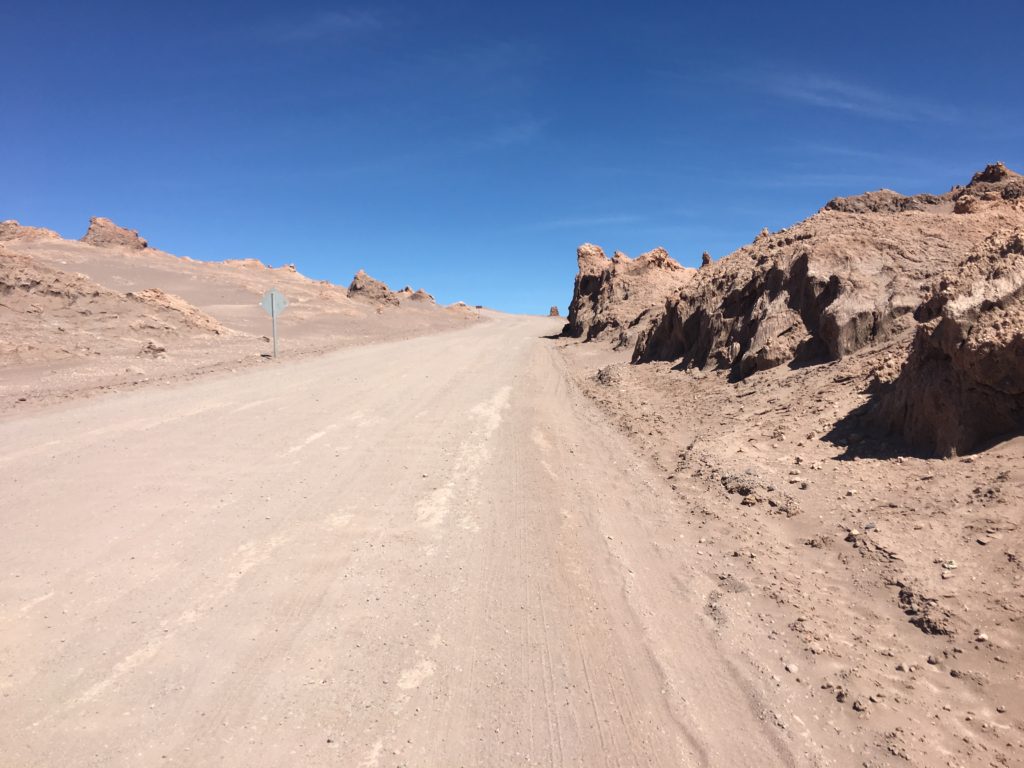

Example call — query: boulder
[347,270,398,305]
[81,217,148,250]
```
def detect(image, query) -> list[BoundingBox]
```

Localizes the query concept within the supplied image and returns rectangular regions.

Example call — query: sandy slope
[0,314,798,767]
[0,234,480,411]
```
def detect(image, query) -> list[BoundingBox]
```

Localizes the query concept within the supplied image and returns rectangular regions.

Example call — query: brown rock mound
[394,286,436,304]
[0,220,62,241]
[634,165,1024,379]
[128,289,230,335]
[872,231,1024,455]
[347,270,398,305]
[563,244,696,347]
[824,189,943,214]
[0,249,107,305]
[549,306,559,317]
[81,217,148,250]
[0,248,225,364]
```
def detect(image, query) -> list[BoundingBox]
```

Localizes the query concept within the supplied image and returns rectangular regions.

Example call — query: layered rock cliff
[563,244,695,347]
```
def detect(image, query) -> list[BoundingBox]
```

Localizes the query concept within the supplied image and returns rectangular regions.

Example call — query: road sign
[259,288,288,358]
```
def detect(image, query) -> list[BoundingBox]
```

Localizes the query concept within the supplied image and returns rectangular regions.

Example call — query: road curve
[0,314,793,767]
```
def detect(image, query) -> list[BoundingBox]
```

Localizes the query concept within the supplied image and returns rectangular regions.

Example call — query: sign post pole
[271,299,278,358]
[259,288,288,359]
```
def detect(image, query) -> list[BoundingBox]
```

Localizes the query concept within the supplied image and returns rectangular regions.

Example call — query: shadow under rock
[823,399,934,461]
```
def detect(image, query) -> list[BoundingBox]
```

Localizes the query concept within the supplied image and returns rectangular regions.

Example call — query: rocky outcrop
[0,220,61,241]
[347,270,398,306]
[563,244,696,347]
[0,248,226,363]
[634,165,1024,379]
[347,271,442,307]
[0,249,105,304]
[80,217,148,250]
[220,258,268,269]
[395,286,436,304]
[824,190,943,214]
[128,289,230,335]
[549,306,559,317]
[871,231,1024,455]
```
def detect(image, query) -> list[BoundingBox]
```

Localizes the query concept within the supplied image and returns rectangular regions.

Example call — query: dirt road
[0,314,794,767]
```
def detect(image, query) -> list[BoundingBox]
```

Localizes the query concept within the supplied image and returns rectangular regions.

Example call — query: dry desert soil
[1,180,1023,768]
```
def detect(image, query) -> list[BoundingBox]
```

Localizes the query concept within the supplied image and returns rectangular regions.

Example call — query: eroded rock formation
[347,270,398,305]
[563,244,696,347]
[872,230,1024,455]
[80,217,149,250]
[0,220,61,241]
[633,164,1024,383]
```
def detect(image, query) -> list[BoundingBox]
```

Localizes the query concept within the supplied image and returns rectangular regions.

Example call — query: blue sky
[4,1,1022,313]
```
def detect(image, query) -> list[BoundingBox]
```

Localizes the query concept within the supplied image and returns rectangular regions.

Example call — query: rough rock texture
[823,190,944,214]
[1,224,477,407]
[563,244,696,347]
[872,230,1024,455]
[549,306,559,317]
[0,220,61,241]
[394,286,436,304]
[634,165,1024,380]
[347,270,398,306]
[128,289,230,335]
[80,217,148,250]
[0,248,225,363]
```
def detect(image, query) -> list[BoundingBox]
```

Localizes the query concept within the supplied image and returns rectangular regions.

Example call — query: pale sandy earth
[561,340,1024,768]
[1,315,803,768]
[3,215,1022,767]
[1,234,480,413]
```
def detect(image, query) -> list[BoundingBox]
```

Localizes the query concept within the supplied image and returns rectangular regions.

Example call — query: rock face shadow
[822,401,931,461]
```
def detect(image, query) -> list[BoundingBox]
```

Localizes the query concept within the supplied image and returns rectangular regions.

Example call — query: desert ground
[2,164,1023,768]
[1,313,802,767]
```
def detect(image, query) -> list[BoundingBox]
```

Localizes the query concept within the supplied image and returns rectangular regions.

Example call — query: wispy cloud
[268,10,380,43]
[761,73,958,123]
